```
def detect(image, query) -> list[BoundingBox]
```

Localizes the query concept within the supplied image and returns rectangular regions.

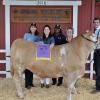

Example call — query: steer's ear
[85,30,92,34]
[85,30,89,33]
[85,30,90,36]
[83,30,93,38]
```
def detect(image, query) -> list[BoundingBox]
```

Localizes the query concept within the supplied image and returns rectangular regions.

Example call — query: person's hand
[50,43,54,49]
[39,41,44,44]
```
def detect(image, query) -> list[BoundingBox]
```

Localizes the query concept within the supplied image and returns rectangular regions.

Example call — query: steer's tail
[10,62,14,77]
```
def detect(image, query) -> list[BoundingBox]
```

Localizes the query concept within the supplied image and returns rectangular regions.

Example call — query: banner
[11,7,72,23]
[36,43,51,60]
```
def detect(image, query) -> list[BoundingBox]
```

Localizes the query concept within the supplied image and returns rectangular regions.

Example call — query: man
[93,17,100,91]
[52,24,67,86]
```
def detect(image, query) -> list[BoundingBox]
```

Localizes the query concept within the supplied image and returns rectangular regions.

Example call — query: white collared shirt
[95,26,100,49]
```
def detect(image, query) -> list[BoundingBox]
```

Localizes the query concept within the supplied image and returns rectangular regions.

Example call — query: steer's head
[81,31,97,50]
[82,31,97,42]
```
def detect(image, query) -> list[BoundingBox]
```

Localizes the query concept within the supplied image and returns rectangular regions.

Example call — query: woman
[24,23,40,42]
[24,23,41,89]
[40,25,55,88]
[65,27,73,42]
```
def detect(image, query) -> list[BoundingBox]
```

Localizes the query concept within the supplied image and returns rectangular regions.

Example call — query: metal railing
[0,49,11,78]
[86,50,95,79]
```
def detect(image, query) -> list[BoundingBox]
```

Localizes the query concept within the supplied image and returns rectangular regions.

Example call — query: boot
[52,78,57,85]
[57,77,63,86]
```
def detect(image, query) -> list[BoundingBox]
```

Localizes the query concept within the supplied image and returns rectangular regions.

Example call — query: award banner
[36,43,51,60]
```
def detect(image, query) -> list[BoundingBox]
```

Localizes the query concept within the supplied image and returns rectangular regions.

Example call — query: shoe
[52,83,56,85]
[25,85,31,89]
[25,84,35,89]
[96,88,100,91]
[91,89,100,94]
[46,84,49,88]
[41,84,44,88]
[31,84,35,87]
[57,83,62,86]
[52,78,57,85]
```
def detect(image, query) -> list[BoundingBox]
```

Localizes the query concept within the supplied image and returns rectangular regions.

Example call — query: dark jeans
[94,49,100,90]
[24,69,33,87]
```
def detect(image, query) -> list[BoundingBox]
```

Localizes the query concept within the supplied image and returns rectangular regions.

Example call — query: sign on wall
[11,7,72,23]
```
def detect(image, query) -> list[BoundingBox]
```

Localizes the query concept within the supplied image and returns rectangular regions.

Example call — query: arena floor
[0,77,100,100]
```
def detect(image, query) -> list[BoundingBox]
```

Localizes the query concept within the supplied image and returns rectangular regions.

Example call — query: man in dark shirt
[53,24,67,45]
[52,24,68,86]
[93,17,100,91]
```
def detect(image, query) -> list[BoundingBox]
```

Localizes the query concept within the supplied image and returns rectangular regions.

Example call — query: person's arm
[50,43,54,49]
[23,33,32,41]
[61,34,68,43]
[23,33,28,40]
[50,37,55,49]
[38,36,44,44]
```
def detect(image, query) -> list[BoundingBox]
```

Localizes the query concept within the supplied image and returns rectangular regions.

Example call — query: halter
[81,34,97,64]
[81,35,97,44]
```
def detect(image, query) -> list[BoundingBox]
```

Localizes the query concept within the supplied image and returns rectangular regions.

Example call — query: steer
[10,32,97,100]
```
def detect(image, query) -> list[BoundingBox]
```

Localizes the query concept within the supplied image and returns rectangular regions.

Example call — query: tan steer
[10,32,97,100]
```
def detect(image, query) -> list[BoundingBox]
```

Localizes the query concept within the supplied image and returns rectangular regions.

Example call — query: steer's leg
[64,74,78,100]
[13,69,24,99]
[66,79,76,100]
[70,79,77,94]
[65,71,84,100]
[67,87,72,100]
[64,76,72,100]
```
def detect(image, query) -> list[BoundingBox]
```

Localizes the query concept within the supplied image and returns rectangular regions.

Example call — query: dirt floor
[0,77,100,100]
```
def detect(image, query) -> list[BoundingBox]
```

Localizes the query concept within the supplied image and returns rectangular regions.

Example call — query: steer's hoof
[71,88,77,94]
[20,97,24,100]
[19,95,24,100]
[18,93,24,100]
[17,94,24,100]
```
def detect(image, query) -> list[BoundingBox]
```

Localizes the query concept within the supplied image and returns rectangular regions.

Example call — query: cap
[55,24,61,29]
